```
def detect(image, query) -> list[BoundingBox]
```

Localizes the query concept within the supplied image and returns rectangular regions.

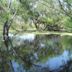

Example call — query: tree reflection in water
[1,34,72,72]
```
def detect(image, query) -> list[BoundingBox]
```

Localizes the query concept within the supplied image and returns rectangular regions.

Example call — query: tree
[1,0,72,72]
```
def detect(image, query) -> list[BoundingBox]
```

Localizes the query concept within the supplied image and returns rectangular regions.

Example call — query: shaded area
[0,33,72,72]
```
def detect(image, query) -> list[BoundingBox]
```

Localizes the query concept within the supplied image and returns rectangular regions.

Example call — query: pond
[1,33,72,72]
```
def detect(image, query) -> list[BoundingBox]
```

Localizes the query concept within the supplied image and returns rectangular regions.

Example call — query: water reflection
[9,33,35,42]
[12,61,25,72]
[12,50,71,72]
[1,34,72,72]
[45,50,70,70]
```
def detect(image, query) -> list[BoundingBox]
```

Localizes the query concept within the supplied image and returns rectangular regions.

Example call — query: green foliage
[61,36,72,50]
[1,0,72,71]
[63,17,72,32]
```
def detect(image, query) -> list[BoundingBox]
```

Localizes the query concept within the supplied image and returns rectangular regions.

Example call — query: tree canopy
[0,0,72,72]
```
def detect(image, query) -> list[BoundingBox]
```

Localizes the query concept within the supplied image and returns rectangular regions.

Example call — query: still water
[12,50,70,72]
[1,34,72,72]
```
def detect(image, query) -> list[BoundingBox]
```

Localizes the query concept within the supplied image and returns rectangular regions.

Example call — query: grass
[0,23,72,36]
[9,31,72,36]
